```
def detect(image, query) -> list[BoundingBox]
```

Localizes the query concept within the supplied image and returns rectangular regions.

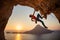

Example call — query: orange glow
[16,25,22,30]
[15,34,22,40]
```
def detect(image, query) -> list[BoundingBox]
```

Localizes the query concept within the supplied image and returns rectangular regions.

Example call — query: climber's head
[29,14,33,18]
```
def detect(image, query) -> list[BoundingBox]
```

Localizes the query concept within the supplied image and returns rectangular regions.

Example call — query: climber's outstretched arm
[33,10,35,15]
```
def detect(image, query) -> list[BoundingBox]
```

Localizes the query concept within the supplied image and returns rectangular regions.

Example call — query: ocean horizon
[4,31,60,40]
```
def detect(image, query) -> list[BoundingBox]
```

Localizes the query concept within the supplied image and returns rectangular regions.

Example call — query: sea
[5,31,60,40]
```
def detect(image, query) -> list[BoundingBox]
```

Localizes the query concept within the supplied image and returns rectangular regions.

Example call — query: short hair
[29,14,33,17]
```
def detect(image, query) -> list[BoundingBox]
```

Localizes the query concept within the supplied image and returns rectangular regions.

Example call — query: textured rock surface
[16,0,60,22]
[0,0,60,40]
[0,0,16,40]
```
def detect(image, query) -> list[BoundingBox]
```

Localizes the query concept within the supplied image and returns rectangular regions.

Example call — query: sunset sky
[5,5,60,32]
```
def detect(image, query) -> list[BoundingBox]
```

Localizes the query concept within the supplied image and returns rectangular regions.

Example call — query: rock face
[0,0,60,40]
[23,25,53,34]
[0,0,17,40]
[16,0,60,22]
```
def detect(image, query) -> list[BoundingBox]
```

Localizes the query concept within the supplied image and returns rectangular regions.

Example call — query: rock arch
[0,0,60,39]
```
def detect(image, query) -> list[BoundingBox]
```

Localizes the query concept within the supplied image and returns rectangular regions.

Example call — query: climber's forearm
[33,10,35,15]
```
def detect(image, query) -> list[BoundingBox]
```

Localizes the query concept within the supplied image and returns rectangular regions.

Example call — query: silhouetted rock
[23,25,53,34]
[0,32,6,40]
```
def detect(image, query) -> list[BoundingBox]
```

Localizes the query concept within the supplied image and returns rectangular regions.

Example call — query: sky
[5,5,60,32]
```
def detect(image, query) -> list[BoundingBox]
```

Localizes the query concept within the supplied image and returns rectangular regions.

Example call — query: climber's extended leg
[36,18,47,28]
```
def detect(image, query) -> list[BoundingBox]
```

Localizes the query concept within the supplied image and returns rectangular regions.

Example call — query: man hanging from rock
[29,11,47,28]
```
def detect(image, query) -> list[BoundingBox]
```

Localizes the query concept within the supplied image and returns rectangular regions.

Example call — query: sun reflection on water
[15,34,22,40]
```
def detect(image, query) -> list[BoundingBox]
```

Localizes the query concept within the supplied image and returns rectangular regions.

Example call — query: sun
[16,25,22,30]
